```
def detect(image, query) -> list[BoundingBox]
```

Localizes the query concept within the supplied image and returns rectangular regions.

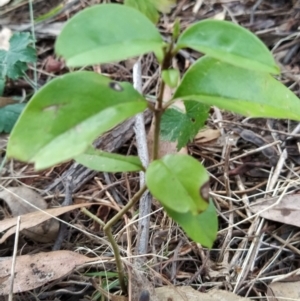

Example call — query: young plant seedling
[6,3,300,293]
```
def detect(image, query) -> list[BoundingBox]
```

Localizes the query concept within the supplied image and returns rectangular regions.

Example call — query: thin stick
[9,216,21,301]
[133,58,152,256]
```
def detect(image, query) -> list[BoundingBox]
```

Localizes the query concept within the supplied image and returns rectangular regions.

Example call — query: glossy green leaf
[55,4,165,66]
[162,69,179,88]
[7,71,147,170]
[176,19,279,74]
[164,200,217,248]
[146,154,210,214]
[174,56,300,120]
[75,147,144,172]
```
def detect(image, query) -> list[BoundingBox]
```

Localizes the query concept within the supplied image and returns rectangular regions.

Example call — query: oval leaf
[75,147,144,172]
[55,4,164,66]
[146,154,210,214]
[174,56,300,121]
[7,71,147,170]
[176,19,279,74]
[164,200,217,248]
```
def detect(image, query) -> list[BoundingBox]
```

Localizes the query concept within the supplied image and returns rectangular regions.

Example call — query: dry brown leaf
[45,55,64,73]
[0,250,96,295]
[0,186,48,216]
[0,97,17,108]
[21,219,59,243]
[250,195,300,227]
[0,186,60,243]
[0,202,95,243]
[267,281,300,301]
[155,286,252,301]
[195,129,221,144]
[266,286,277,301]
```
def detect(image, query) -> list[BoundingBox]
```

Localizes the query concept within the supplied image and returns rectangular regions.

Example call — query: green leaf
[164,200,217,248]
[176,20,279,74]
[75,147,144,172]
[161,101,209,150]
[55,4,165,66]
[124,0,175,24]
[0,32,36,80]
[0,103,26,133]
[146,154,210,214]
[174,56,300,121]
[7,71,147,170]
[162,69,179,88]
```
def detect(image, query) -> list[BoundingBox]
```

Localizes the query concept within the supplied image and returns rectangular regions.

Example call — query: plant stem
[152,46,174,161]
[104,185,147,230]
[152,103,164,161]
[81,207,105,227]
[102,184,147,293]
[152,70,167,161]
[104,226,127,293]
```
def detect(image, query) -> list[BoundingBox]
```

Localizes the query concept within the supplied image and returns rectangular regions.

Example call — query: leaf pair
[55,4,278,75]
